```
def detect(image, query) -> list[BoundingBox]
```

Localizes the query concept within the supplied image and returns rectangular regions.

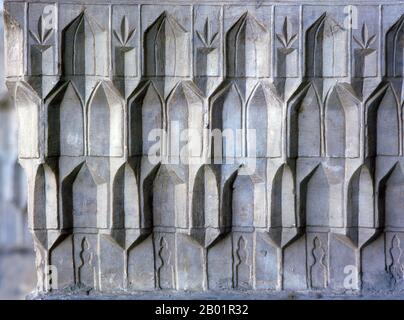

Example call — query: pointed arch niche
[211,83,243,159]
[247,82,282,158]
[62,163,107,230]
[382,164,404,228]
[144,11,190,77]
[366,83,399,156]
[347,165,375,246]
[288,83,321,157]
[226,12,270,78]
[347,166,374,229]
[62,11,108,76]
[152,165,186,229]
[191,165,220,247]
[271,164,296,229]
[33,164,58,230]
[305,13,347,77]
[302,165,330,228]
[88,81,123,157]
[386,14,404,77]
[325,84,360,158]
[167,82,204,159]
[112,163,140,229]
[46,82,84,156]
[128,82,163,156]
[232,169,266,228]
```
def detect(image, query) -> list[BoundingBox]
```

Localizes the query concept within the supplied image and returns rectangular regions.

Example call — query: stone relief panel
[112,5,139,97]
[5,0,404,296]
[46,82,84,157]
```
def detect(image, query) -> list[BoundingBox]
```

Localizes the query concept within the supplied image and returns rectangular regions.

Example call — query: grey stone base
[29,290,404,300]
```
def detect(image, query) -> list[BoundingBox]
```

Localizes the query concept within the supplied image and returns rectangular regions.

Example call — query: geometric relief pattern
[5,0,404,296]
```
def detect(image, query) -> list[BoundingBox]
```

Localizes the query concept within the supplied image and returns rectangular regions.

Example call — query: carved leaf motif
[362,23,369,44]
[276,17,297,49]
[114,16,136,47]
[29,15,53,45]
[353,23,376,49]
[196,18,218,49]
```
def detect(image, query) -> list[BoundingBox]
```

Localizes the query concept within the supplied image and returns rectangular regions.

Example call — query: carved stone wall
[4,0,404,296]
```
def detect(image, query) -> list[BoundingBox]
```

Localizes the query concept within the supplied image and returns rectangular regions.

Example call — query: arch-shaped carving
[62,11,108,76]
[46,82,84,156]
[384,164,404,228]
[304,165,329,227]
[140,164,160,231]
[153,165,186,228]
[247,82,282,158]
[366,83,399,156]
[167,82,204,158]
[220,170,238,230]
[15,83,39,158]
[306,13,347,77]
[232,170,265,228]
[113,163,140,229]
[288,83,321,157]
[72,163,106,228]
[144,11,189,77]
[386,14,404,77]
[348,166,374,228]
[62,163,107,230]
[129,81,163,156]
[271,164,296,229]
[211,83,243,159]
[88,81,124,156]
[34,164,58,229]
[325,87,345,157]
[191,165,219,247]
[226,12,270,78]
[347,165,374,232]
[325,84,360,157]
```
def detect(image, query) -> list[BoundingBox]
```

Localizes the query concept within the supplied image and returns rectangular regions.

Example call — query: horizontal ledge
[29,289,404,300]
[5,0,403,4]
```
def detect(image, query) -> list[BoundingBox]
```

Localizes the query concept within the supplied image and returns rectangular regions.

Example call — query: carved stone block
[4,0,404,298]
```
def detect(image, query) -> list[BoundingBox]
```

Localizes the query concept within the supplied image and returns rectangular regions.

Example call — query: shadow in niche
[62,162,108,230]
[299,165,330,230]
